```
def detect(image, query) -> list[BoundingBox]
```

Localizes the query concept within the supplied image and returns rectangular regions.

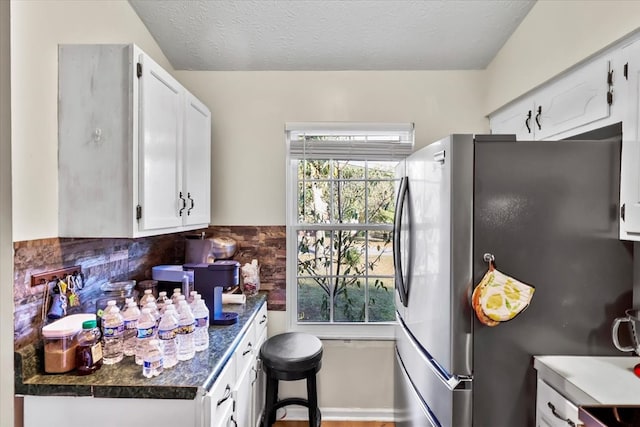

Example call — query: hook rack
[31,266,82,287]
[483,253,495,263]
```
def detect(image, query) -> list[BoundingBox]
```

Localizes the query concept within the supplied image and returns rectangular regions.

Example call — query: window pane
[333,277,366,322]
[335,160,365,179]
[297,230,331,277]
[299,159,331,180]
[368,278,396,322]
[331,181,365,223]
[298,277,329,322]
[367,237,394,276]
[366,179,395,224]
[330,230,366,276]
[298,182,330,224]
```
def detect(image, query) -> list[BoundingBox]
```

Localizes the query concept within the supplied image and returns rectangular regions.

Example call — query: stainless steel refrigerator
[393,131,634,427]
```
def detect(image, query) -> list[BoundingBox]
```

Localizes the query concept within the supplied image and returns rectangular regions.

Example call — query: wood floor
[273,422,394,427]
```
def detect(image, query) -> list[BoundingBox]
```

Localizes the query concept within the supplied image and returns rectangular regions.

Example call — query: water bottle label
[178,322,196,334]
[124,319,138,330]
[195,316,209,328]
[143,358,163,370]
[103,323,124,337]
[158,327,176,340]
[137,325,156,339]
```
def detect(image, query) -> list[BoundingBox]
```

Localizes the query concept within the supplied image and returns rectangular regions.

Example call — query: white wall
[485,0,640,114]
[2,2,14,426]
[10,0,172,242]
[176,70,488,225]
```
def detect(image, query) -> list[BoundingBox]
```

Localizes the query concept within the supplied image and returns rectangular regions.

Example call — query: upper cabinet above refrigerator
[58,44,211,238]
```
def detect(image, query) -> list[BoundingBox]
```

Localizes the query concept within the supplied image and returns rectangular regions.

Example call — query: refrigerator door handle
[394,176,410,307]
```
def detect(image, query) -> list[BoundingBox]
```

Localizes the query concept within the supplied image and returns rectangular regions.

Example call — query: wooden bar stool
[260,332,323,427]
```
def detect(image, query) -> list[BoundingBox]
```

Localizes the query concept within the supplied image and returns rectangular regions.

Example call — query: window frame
[285,123,414,340]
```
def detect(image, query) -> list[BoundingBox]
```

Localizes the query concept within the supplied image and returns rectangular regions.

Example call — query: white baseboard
[277,406,395,422]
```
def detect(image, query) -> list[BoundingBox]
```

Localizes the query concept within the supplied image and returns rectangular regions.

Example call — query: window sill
[286,320,397,341]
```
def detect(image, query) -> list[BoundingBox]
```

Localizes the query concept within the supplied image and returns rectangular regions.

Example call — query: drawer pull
[243,342,253,356]
[217,384,232,407]
[251,366,258,385]
[547,402,576,427]
[259,315,267,325]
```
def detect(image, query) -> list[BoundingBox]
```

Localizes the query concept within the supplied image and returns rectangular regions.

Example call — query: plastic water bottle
[139,289,156,307]
[188,290,198,305]
[192,295,210,352]
[158,305,179,368]
[101,300,124,364]
[122,301,140,357]
[156,291,169,313]
[144,301,161,326]
[135,308,157,365]
[142,339,163,378]
[171,288,182,304]
[176,300,196,361]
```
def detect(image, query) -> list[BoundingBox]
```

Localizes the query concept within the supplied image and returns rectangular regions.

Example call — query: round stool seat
[260,332,323,373]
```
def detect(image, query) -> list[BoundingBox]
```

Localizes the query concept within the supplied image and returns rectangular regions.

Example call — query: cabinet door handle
[547,402,576,427]
[251,366,258,385]
[535,106,542,130]
[259,315,267,325]
[525,110,532,133]
[187,192,194,215]
[216,384,232,407]
[242,342,253,356]
[179,192,187,216]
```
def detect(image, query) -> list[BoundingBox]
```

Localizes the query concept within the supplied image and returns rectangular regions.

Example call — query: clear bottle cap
[159,291,167,297]
[144,289,152,295]
[141,308,151,314]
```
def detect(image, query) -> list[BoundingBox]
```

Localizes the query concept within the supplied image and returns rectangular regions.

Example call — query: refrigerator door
[396,134,474,377]
[394,350,439,427]
[395,320,472,427]
[472,136,633,426]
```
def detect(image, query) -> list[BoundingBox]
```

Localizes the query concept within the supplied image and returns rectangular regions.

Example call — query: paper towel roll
[222,293,246,305]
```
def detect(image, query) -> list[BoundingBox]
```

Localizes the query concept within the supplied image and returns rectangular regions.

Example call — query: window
[286,123,414,339]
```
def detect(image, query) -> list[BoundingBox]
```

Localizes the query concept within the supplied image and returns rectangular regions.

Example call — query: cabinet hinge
[621,203,626,221]
[607,90,613,105]
[136,205,142,220]
[136,63,142,78]
[624,62,629,80]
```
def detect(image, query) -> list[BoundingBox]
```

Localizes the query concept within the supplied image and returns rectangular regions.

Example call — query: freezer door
[396,321,472,427]
[394,349,439,427]
[396,134,474,376]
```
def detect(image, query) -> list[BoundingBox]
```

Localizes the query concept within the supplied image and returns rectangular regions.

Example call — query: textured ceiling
[128,0,536,71]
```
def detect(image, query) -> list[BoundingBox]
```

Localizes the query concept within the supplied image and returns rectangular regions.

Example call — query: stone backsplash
[13,226,286,350]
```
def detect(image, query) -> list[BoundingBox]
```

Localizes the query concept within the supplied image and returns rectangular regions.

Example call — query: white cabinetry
[489,53,616,141]
[619,38,640,238]
[58,44,211,238]
[535,379,581,427]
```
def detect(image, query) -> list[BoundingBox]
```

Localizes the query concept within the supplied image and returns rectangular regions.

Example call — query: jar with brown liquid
[75,319,103,375]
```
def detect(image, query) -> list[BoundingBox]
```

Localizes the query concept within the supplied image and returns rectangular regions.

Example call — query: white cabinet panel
[489,96,535,140]
[183,92,212,226]
[620,39,640,238]
[535,379,580,427]
[138,52,183,231]
[535,55,612,141]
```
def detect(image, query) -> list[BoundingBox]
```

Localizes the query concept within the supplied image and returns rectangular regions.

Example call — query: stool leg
[263,374,278,427]
[306,372,319,427]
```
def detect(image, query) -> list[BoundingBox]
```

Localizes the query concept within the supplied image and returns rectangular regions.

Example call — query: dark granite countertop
[15,293,267,400]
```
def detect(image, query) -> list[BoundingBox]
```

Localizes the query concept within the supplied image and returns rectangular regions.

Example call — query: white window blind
[287,122,414,160]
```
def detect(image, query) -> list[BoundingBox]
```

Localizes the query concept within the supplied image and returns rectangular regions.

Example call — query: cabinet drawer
[536,379,580,427]
[254,302,268,340]
[235,319,256,377]
[204,355,236,426]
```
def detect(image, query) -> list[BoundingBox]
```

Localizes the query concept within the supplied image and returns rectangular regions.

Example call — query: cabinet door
[534,55,612,141]
[251,329,268,427]
[204,356,236,427]
[489,97,535,140]
[620,39,640,238]
[234,359,253,427]
[183,92,212,227]
[138,51,184,231]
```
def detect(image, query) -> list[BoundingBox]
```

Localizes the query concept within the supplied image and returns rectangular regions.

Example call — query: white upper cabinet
[58,44,211,238]
[489,53,617,141]
[619,38,640,238]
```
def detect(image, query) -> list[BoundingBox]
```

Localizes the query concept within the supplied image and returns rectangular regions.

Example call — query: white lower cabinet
[535,379,581,427]
[205,356,237,427]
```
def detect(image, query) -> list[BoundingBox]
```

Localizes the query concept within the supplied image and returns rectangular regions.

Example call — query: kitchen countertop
[534,355,640,405]
[14,293,266,400]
